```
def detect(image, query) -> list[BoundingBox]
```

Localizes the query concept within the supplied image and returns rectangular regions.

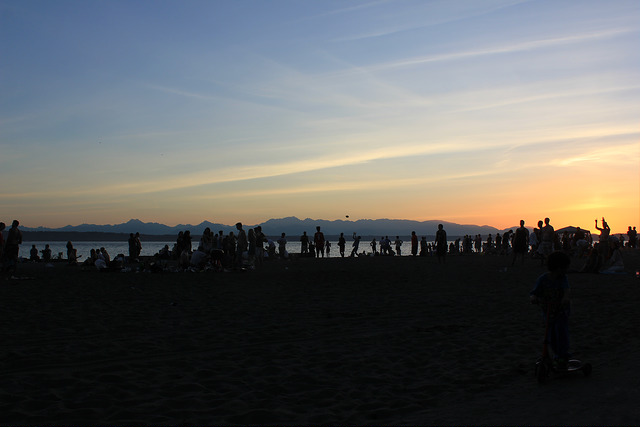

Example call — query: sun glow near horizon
[1,0,638,234]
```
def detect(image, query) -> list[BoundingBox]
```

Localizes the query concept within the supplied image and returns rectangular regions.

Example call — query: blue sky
[1,0,639,232]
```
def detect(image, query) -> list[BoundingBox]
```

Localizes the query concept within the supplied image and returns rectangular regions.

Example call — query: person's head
[438,224,443,230]
[281,232,285,237]
[547,251,571,273]
[236,222,242,230]
[538,220,543,228]
[0,222,5,231]
[12,220,19,228]
[520,220,525,227]
[412,231,416,235]
[544,217,550,225]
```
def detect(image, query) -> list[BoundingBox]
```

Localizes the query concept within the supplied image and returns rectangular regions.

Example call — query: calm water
[20,239,459,260]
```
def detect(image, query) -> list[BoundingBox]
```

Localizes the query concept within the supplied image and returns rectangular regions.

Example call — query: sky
[1,0,639,233]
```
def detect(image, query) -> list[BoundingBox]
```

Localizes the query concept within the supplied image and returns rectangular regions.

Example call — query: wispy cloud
[340,28,636,73]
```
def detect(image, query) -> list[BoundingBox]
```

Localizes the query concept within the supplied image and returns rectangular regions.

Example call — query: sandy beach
[2,251,639,425]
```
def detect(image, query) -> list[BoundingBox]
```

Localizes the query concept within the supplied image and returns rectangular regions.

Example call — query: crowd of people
[2,217,638,275]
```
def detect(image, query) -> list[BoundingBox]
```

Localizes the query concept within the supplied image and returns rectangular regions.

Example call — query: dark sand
[2,251,640,425]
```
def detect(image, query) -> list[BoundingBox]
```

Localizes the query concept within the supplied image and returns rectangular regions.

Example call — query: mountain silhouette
[21,217,512,238]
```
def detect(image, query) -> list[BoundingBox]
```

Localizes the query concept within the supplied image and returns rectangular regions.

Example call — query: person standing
[134,232,142,259]
[338,233,346,257]
[0,222,5,269]
[435,224,447,263]
[627,226,637,249]
[512,220,530,265]
[411,231,418,256]
[595,217,611,261]
[4,220,22,275]
[300,232,309,255]
[539,218,555,265]
[236,222,248,267]
[254,226,266,266]
[351,233,361,257]
[314,226,325,258]
[394,236,403,256]
[128,233,137,261]
[277,232,287,258]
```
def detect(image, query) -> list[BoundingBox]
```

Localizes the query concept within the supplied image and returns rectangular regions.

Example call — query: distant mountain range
[21,217,516,238]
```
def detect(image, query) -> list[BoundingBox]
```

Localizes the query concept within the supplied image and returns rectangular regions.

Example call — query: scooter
[535,301,592,384]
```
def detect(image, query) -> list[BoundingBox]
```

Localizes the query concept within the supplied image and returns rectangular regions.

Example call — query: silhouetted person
[411,231,418,256]
[236,222,248,267]
[628,226,637,249]
[30,245,40,261]
[338,233,346,257]
[128,233,136,260]
[595,217,611,261]
[512,220,530,265]
[277,232,287,258]
[0,222,5,267]
[134,232,142,259]
[41,244,52,262]
[300,232,309,255]
[539,218,555,265]
[350,233,361,257]
[394,236,403,256]
[435,224,447,263]
[66,241,78,265]
[4,220,23,275]
[314,226,325,258]
[255,226,266,265]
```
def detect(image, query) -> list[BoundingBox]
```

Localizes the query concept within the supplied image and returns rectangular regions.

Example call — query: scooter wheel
[582,363,592,377]
[536,363,548,384]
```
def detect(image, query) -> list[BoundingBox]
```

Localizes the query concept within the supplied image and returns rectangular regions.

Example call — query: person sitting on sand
[41,244,52,262]
[66,241,78,265]
[29,245,39,262]
[530,251,572,369]
[83,249,97,266]
[156,245,171,260]
[600,241,625,274]
[190,248,209,269]
[100,247,111,265]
